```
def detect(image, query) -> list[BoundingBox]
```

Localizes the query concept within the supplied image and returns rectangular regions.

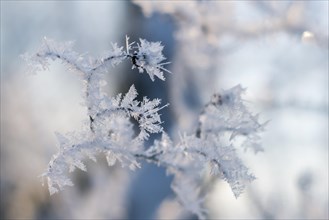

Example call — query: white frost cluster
[124,36,170,81]
[199,85,266,153]
[23,37,265,219]
[141,86,266,219]
[132,39,170,81]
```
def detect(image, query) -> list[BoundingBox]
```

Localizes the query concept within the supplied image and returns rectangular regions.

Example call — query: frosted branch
[23,36,265,219]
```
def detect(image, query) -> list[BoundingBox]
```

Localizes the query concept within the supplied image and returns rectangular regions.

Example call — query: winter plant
[22,36,266,219]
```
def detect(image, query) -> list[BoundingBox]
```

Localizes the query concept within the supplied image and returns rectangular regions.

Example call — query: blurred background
[1,1,328,219]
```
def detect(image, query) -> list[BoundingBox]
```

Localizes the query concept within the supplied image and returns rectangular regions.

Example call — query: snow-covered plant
[23,36,265,219]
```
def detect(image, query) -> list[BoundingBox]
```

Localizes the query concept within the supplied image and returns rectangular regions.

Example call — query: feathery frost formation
[23,37,265,219]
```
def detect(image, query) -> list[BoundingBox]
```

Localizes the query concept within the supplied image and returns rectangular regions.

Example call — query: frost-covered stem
[86,70,105,133]
[91,55,127,72]
[36,49,106,133]
[86,72,95,132]
[36,46,139,74]
[35,47,128,133]
[134,151,163,162]
[36,51,86,73]
[133,151,184,172]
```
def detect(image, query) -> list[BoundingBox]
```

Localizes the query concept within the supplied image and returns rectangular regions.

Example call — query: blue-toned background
[1,1,328,219]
